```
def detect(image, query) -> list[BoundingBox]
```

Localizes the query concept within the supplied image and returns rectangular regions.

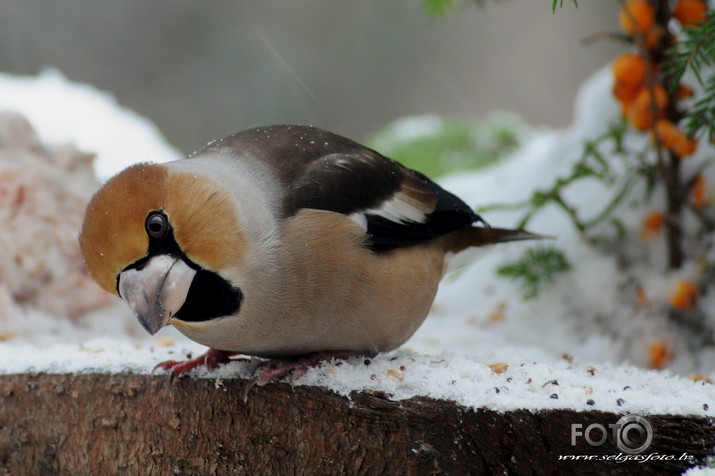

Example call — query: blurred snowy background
[0,1,620,152]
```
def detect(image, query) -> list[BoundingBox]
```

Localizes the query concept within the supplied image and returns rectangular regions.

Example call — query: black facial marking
[119,210,183,291]
[119,209,243,321]
[174,269,243,322]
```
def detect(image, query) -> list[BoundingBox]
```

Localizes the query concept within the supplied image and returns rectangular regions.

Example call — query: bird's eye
[146,212,168,238]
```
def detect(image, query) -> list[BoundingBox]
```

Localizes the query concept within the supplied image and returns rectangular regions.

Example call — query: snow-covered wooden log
[0,373,711,475]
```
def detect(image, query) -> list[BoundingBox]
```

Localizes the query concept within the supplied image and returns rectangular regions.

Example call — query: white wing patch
[365,191,432,224]
[348,211,368,230]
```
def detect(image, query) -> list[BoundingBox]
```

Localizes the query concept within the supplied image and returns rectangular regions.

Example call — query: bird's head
[79,162,246,335]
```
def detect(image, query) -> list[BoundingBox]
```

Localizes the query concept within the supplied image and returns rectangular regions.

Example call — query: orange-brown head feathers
[79,163,168,294]
[163,170,248,271]
[79,161,248,295]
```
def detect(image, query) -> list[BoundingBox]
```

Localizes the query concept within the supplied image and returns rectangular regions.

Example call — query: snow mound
[0,112,110,322]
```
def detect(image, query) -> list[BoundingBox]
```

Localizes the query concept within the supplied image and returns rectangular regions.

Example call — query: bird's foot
[242,350,358,402]
[153,348,242,382]
[155,348,361,399]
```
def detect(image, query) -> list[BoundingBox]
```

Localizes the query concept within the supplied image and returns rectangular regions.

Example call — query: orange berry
[674,132,698,157]
[670,280,698,310]
[648,340,673,370]
[619,0,655,35]
[678,83,695,99]
[626,84,668,130]
[620,102,632,118]
[645,25,668,49]
[627,103,653,130]
[653,120,679,149]
[613,53,647,86]
[640,211,665,240]
[673,0,708,28]
[613,82,641,107]
[692,174,707,208]
[648,84,667,109]
[653,119,698,157]
[612,54,648,107]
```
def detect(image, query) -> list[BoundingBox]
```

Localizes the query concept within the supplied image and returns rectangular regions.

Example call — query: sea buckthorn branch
[665,9,715,140]
[478,121,648,237]
[483,1,715,305]
[618,0,712,268]
[510,1,713,271]
[432,2,714,306]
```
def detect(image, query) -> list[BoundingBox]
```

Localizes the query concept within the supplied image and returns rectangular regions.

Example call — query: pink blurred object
[0,111,112,320]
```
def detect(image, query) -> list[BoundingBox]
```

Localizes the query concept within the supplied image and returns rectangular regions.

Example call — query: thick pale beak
[118,255,196,335]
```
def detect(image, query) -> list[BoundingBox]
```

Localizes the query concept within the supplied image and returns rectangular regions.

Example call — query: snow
[684,464,715,476]
[0,68,713,429]
[0,336,711,417]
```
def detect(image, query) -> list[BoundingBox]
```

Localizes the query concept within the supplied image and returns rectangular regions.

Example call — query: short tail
[443,226,547,254]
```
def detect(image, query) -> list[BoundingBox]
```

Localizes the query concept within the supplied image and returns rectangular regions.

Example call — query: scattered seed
[550,394,559,399]
[688,374,713,384]
[385,369,404,380]
[79,346,103,354]
[587,399,596,406]
[154,337,174,347]
[617,398,625,406]
[488,301,507,322]
[489,362,509,374]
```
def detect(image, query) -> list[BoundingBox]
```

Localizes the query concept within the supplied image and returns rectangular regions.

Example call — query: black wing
[198,125,484,252]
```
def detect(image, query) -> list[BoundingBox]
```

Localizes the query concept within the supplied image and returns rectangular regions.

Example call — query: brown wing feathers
[193,125,508,253]
[443,227,544,255]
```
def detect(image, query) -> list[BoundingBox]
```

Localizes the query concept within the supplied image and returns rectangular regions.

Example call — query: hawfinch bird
[79,125,536,382]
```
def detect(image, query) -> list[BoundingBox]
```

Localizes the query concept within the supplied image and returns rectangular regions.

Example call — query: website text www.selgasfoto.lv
[558,452,692,464]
